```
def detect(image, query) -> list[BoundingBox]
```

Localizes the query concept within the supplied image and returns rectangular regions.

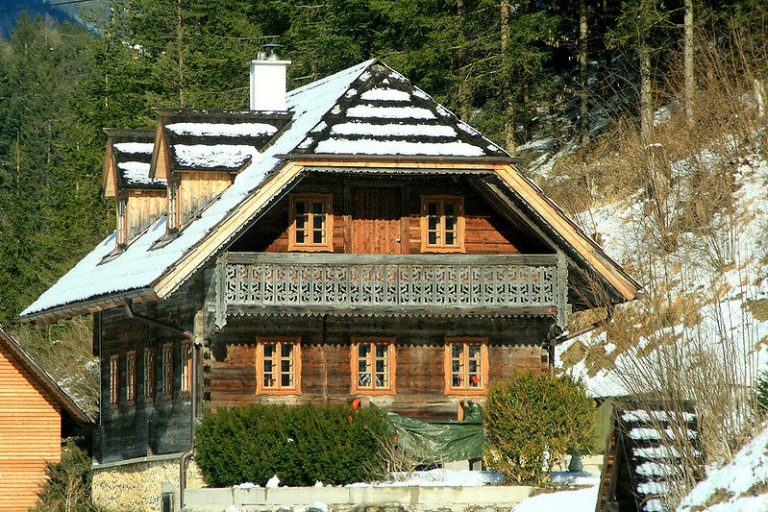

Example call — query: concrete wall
[93,455,205,512]
[183,485,532,512]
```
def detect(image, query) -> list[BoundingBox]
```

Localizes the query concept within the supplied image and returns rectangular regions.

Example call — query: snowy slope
[556,146,768,398]
[677,427,768,512]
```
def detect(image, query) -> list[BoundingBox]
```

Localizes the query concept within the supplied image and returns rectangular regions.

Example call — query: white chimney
[249,45,291,111]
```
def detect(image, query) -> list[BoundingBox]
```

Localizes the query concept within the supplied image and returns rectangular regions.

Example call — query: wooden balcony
[213,252,568,328]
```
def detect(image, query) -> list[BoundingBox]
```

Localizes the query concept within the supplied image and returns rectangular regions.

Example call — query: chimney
[249,44,291,111]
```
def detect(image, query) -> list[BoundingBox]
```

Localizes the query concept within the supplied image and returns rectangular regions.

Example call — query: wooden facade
[0,329,88,511]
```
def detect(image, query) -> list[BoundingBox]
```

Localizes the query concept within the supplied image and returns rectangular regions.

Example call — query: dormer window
[421,195,465,253]
[167,180,179,232]
[116,196,127,248]
[288,193,333,252]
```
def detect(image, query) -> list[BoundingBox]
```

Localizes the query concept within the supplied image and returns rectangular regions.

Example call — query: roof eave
[279,153,523,165]
[19,287,158,325]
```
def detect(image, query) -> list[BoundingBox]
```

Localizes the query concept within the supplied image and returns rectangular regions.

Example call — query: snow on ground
[677,427,768,512]
[549,471,601,486]
[347,469,504,487]
[513,485,599,512]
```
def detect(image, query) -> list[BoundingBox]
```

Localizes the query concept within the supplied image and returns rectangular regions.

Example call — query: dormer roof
[102,129,166,196]
[20,59,640,322]
[151,110,292,177]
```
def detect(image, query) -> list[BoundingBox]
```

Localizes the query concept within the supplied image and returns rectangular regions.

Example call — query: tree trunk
[457,0,470,121]
[500,0,516,154]
[684,0,694,124]
[755,79,766,118]
[639,30,653,143]
[177,0,185,107]
[579,0,590,145]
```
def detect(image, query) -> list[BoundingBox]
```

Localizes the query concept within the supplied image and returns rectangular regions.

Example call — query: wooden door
[350,188,402,253]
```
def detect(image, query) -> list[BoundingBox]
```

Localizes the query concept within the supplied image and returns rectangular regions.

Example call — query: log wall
[97,273,204,463]
[0,344,61,512]
[206,315,551,420]
[230,175,550,255]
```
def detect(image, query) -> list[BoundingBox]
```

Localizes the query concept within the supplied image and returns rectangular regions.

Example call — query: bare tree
[579,0,590,145]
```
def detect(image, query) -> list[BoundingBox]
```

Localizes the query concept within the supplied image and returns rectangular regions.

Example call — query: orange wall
[0,345,61,512]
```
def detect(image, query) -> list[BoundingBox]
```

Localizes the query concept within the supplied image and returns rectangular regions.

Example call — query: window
[421,195,465,253]
[116,197,127,248]
[181,342,193,396]
[109,354,119,408]
[167,181,179,232]
[144,348,155,404]
[126,351,137,405]
[350,337,396,395]
[162,343,174,399]
[444,337,489,394]
[288,193,333,252]
[256,337,301,394]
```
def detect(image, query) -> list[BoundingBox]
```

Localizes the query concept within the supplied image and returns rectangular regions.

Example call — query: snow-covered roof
[156,109,291,175]
[22,60,376,318]
[21,59,638,321]
[290,65,507,159]
[106,130,166,190]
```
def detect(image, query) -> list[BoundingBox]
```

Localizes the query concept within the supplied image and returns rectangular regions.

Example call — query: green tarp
[386,404,484,464]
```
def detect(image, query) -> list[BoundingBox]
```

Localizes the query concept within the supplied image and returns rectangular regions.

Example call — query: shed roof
[0,327,90,426]
[21,59,640,322]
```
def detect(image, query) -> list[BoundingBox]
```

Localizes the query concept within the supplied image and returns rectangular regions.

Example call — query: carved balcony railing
[214,252,568,328]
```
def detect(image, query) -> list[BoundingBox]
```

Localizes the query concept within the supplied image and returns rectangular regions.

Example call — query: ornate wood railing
[214,252,568,328]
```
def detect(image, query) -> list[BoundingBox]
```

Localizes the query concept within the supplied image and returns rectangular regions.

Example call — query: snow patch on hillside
[677,427,768,512]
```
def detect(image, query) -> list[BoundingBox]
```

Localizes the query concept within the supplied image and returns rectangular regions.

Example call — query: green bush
[33,441,100,512]
[756,371,768,414]
[196,403,390,487]
[483,372,596,485]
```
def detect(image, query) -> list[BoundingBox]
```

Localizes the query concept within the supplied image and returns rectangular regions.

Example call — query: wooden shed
[0,327,90,512]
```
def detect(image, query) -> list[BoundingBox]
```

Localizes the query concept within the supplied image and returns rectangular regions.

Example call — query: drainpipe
[179,341,199,510]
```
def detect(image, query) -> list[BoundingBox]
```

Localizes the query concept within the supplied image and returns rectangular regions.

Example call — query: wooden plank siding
[126,189,166,241]
[206,316,551,420]
[0,343,61,512]
[177,171,234,227]
[229,175,551,255]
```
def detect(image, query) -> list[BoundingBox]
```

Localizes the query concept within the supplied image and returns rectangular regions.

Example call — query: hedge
[195,403,390,487]
[483,372,595,485]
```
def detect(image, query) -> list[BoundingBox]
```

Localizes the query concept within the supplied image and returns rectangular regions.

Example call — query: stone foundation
[93,454,205,512]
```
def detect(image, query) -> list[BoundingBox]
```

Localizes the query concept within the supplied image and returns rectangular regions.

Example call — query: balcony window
[351,337,396,395]
[421,195,465,253]
[289,193,333,252]
[256,337,301,394]
[444,337,488,394]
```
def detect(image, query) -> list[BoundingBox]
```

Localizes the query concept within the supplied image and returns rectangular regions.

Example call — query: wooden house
[0,327,89,512]
[21,54,640,510]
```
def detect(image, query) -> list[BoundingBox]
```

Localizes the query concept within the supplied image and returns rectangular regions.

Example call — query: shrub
[483,372,595,485]
[33,441,99,512]
[755,371,768,414]
[195,403,390,487]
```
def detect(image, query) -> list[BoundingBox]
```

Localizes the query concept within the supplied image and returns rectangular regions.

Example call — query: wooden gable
[0,329,88,512]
